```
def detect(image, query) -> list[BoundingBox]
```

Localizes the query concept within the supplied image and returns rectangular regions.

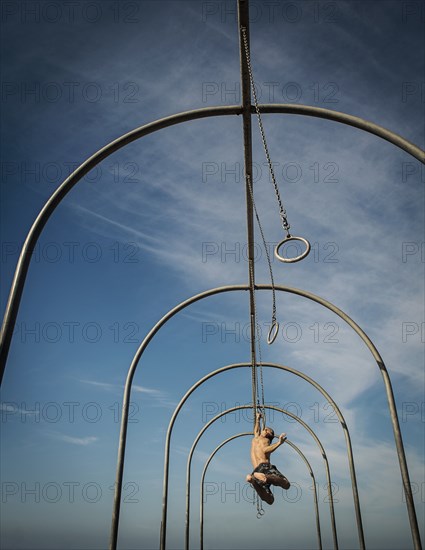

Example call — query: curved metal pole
[159,362,344,550]
[183,405,336,550]
[265,363,364,548]
[1,106,423,383]
[259,104,424,163]
[108,284,420,550]
[199,432,251,550]
[0,105,239,380]
[285,440,322,550]
[110,285,246,550]
[171,362,361,549]
[199,433,322,550]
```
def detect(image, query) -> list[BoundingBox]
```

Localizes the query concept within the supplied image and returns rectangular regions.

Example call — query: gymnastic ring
[275,235,311,263]
[256,510,265,519]
[267,320,279,345]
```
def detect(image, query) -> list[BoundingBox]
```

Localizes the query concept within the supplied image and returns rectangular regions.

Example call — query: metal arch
[0,0,420,546]
[107,284,419,550]
[183,405,336,550]
[199,432,252,550]
[0,105,238,379]
[1,108,424,382]
[162,361,362,549]
[284,440,322,550]
[199,433,322,550]
[156,362,354,549]
[110,286,247,550]
[263,363,364,548]
[258,104,424,162]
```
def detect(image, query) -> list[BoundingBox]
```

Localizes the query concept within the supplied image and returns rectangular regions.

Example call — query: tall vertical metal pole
[238,0,258,427]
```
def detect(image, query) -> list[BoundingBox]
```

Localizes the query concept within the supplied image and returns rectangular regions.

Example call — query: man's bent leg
[266,474,290,490]
[253,472,268,484]
[251,478,274,505]
[246,474,274,505]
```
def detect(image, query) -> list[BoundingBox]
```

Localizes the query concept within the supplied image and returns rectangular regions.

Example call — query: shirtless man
[246,411,290,505]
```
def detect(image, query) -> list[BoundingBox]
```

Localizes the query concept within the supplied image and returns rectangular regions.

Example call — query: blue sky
[1,1,424,549]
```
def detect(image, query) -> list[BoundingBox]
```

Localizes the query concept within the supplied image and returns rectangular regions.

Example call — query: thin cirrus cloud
[79,378,175,408]
[48,433,99,446]
[0,402,40,416]
[1,3,422,549]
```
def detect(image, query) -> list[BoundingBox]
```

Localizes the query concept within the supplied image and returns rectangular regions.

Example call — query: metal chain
[249,256,266,519]
[248,258,258,425]
[241,26,291,237]
[249,260,266,427]
[246,175,277,331]
[242,24,297,523]
[256,492,265,519]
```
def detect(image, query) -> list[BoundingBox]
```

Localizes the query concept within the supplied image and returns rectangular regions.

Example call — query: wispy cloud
[133,385,162,395]
[79,379,176,409]
[0,403,40,416]
[78,379,119,391]
[48,433,99,446]
[1,3,422,549]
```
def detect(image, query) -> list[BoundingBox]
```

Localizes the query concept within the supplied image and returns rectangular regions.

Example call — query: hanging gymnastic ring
[275,235,311,263]
[267,320,279,345]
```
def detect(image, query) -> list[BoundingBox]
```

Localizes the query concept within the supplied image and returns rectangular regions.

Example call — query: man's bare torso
[250,435,273,468]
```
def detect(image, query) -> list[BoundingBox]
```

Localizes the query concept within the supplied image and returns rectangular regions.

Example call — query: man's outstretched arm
[254,411,262,436]
[265,433,287,454]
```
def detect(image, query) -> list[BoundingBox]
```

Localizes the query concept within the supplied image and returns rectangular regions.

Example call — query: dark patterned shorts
[252,462,286,490]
